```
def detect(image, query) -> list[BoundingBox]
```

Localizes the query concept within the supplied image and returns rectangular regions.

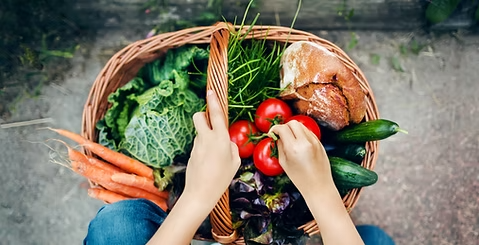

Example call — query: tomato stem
[249,132,279,142]
[268,132,278,141]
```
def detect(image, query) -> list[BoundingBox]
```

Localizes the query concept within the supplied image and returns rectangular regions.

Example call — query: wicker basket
[81,22,379,244]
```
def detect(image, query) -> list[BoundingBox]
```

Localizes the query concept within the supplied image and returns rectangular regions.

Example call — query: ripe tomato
[253,138,284,176]
[254,98,293,132]
[229,120,259,158]
[285,115,322,140]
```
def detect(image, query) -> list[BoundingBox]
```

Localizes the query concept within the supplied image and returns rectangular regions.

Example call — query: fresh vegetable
[88,188,129,204]
[120,79,203,168]
[144,46,209,87]
[227,32,284,123]
[111,173,169,199]
[328,144,366,163]
[49,135,170,210]
[329,157,378,189]
[253,138,284,177]
[254,98,293,132]
[71,160,167,211]
[87,156,124,174]
[229,120,259,158]
[99,77,146,148]
[96,46,208,169]
[285,115,321,140]
[153,165,187,191]
[261,192,291,214]
[334,119,408,143]
[49,128,154,179]
[229,164,308,245]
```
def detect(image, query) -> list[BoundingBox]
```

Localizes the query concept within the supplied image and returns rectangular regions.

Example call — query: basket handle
[205,22,239,244]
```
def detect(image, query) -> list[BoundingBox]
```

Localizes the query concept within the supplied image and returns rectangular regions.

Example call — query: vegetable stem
[228,104,254,108]
[397,128,409,135]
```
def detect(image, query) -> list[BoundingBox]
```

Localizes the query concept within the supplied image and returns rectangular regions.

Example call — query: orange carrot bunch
[50,128,169,211]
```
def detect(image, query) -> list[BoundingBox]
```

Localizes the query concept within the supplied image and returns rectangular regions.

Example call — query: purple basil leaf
[262,192,291,214]
[250,223,273,244]
[253,171,264,192]
[232,197,252,207]
[240,171,255,183]
[253,197,266,206]
[231,180,255,193]
[240,210,262,219]
[290,191,301,201]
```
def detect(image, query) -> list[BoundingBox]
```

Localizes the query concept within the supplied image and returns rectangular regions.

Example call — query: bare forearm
[147,194,215,245]
[302,184,364,245]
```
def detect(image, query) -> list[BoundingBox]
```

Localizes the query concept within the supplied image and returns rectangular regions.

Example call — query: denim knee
[357,225,395,245]
[84,199,167,245]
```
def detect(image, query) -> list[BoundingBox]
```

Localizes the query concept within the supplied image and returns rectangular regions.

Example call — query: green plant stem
[397,128,409,135]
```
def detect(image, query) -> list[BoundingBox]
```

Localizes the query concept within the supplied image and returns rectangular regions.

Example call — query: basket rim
[81,22,380,243]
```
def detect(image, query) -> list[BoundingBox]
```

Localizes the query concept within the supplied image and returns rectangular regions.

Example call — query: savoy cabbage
[96,45,208,168]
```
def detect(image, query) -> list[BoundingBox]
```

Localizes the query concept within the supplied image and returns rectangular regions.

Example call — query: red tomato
[229,120,259,158]
[254,98,293,132]
[253,138,284,176]
[285,115,322,140]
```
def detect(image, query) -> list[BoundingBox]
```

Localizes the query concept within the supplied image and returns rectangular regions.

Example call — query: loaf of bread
[279,41,366,131]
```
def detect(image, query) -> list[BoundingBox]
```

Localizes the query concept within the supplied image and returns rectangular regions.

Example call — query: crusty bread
[280,41,366,130]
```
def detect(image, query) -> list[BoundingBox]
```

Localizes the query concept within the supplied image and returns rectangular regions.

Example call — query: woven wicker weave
[81,22,379,244]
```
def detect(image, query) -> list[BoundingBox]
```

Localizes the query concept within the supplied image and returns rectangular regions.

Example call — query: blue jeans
[84,199,395,245]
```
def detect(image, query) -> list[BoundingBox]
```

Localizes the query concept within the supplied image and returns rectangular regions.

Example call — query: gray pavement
[1,30,478,245]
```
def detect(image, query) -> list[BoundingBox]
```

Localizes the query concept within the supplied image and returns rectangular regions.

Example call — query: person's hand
[183,90,241,207]
[270,120,334,195]
[270,121,365,245]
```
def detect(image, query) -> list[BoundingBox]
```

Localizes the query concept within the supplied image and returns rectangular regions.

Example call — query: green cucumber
[329,157,378,189]
[335,119,407,143]
[329,144,366,163]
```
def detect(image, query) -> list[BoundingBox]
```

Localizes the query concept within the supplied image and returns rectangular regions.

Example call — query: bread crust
[280,41,366,130]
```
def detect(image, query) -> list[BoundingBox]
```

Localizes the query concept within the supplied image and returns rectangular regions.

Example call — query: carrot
[49,128,153,179]
[60,141,123,174]
[88,188,129,203]
[61,142,89,163]
[88,156,124,174]
[71,161,167,211]
[111,173,169,199]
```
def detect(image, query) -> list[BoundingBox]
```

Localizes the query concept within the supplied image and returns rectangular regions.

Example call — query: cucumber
[328,144,366,163]
[329,157,378,189]
[335,119,407,143]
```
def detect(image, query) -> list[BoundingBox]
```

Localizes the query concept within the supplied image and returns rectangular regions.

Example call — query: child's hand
[270,121,365,245]
[183,90,241,207]
[270,121,334,195]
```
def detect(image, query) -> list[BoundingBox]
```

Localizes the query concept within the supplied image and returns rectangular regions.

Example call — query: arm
[270,121,364,245]
[148,90,241,245]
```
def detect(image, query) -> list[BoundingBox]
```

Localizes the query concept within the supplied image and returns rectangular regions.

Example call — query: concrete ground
[1,29,478,245]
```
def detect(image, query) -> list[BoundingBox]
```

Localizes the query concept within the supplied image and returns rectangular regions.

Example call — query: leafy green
[97,45,208,168]
[244,217,273,245]
[153,165,186,191]
[121,79,203,168]
[146,46,209,85]
[104,78,146,141]
[96,120,118,150]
